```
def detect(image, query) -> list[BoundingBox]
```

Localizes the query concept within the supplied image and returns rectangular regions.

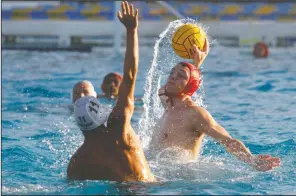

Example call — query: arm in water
[109,1,139,124]
[193,107,281,171]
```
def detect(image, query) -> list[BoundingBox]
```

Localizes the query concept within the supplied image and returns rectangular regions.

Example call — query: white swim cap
[74,96,112,131]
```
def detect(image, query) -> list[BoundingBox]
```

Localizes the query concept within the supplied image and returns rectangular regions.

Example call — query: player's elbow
[124,61,138,77]
[129,67,138,79]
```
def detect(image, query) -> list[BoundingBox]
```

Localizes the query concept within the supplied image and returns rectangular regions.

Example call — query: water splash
[138,18,208,150]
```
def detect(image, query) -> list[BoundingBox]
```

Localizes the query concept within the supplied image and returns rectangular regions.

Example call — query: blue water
[2,46,296,194]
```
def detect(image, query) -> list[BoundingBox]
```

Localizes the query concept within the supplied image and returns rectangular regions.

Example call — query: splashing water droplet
[138,18,209,150]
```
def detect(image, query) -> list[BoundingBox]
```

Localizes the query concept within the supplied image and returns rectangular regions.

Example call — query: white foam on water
[2,184,50,194]
[148,149,255,183]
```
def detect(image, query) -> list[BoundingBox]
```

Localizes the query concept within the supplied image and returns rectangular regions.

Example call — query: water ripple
[204,71,249,78]
[2,43,296,194]
[249,82,275,92]
[22,86,66,98]
[276,88,296,93]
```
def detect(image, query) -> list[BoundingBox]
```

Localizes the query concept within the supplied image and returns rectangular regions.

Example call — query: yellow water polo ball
[172,24,206,59]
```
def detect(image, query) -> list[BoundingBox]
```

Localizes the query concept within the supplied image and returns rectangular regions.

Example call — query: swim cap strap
[158,87,176,107]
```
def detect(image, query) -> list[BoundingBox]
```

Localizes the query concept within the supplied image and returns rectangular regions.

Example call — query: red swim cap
[109,72,122,81]
[159,62,202,106]
[113,72,123,80]
[179,62,202,96]
[253,42,269,58]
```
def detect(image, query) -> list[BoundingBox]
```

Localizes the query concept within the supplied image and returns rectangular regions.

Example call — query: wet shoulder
[185,104,210,121]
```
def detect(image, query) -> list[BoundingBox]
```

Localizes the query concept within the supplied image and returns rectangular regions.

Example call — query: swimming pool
[2,46,296,194]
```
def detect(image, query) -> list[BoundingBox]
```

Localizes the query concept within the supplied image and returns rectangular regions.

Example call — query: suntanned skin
[67,2,156,182]
[97,73,143,104]
[150,40,281,171]
[98,73,122,99]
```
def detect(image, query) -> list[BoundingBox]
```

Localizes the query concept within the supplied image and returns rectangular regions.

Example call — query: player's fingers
[191,48,201,59]
[271,157,281,164]
[122,1,127,15]
[117,11,123,20]
[192,44,199,53]
[125,1,130,15]
[130,4,134,16]
[203,38,209,54]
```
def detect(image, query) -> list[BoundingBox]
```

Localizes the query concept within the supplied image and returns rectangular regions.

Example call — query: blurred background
[2,0,296,52]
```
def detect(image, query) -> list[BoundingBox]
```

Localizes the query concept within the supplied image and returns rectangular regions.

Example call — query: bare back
[67,2,155,182]
[67,126,153,181]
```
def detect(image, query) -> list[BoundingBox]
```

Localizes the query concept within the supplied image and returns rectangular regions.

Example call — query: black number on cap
[78,116,86,123]
[88,100,100,114]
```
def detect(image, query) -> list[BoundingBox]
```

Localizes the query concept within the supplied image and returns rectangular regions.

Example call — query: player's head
[165,62,201,96]
[74,96,111,132]
[253,42,269,58]
[101,73,122,98]
[72,81,97,103]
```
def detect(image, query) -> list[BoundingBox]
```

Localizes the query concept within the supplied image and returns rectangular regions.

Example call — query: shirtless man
[149,40,280,171]
[67,1,155,182]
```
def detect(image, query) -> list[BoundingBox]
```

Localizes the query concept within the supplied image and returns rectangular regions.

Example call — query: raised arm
[191,38,209,69]
[194,107,281,171]
[112,1,139,119]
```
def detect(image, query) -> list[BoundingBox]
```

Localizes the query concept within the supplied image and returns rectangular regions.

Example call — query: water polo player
[98,72,122,99]
[253,42,269,58]
[150,42,280,171]
[67,1,155,182]
[72,80,97,103]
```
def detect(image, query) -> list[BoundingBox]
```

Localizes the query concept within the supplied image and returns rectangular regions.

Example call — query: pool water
[2,45,296,194]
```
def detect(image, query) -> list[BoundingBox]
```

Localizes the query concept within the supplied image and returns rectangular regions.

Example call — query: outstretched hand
[251,154,281,171]
[117,1,138,30]
[191,38,209,68]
